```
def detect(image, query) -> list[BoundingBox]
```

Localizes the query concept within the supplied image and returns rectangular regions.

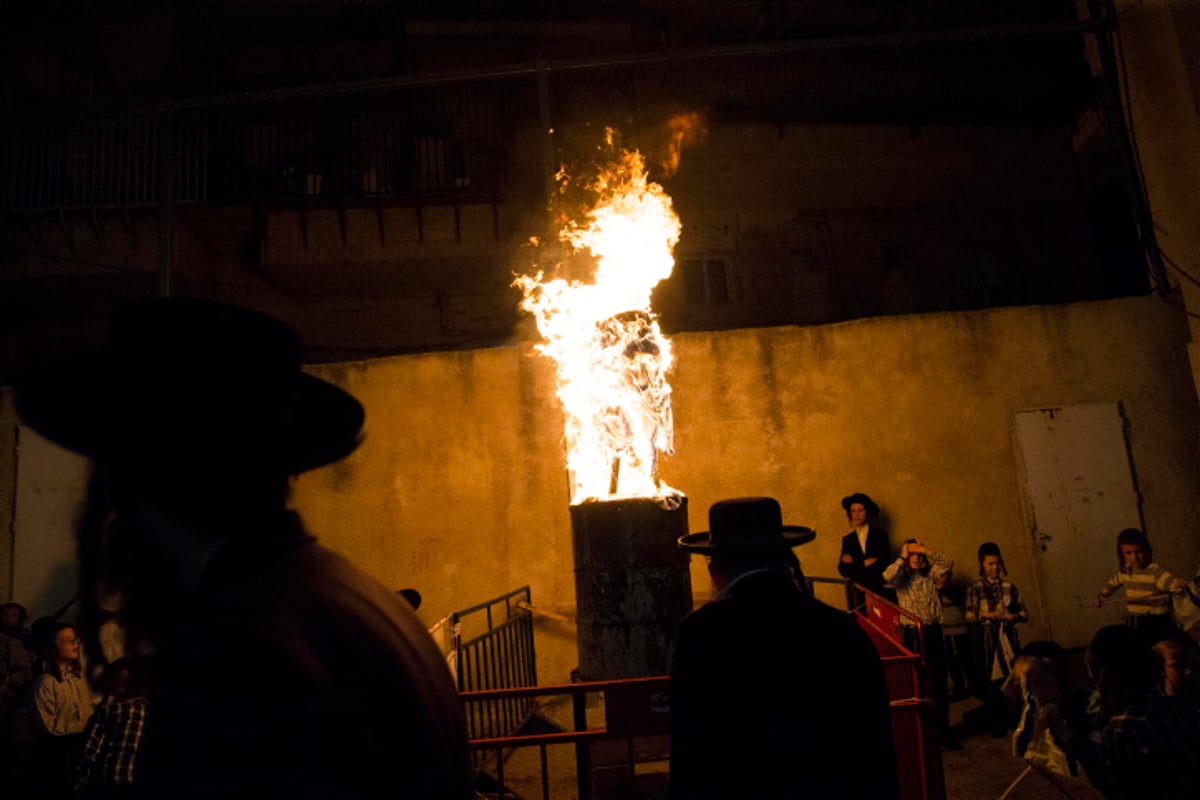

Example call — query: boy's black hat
[841,492,880,518]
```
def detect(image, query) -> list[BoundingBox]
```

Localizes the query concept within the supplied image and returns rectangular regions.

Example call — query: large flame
[516,131,682,505]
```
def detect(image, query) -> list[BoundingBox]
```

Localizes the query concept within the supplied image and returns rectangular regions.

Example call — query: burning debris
[515,129,683,506]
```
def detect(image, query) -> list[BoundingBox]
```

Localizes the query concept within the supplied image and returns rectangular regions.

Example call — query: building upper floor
[0,1,1154,384]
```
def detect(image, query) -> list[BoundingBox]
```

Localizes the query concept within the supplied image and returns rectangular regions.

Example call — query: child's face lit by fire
[1157,641,1200,699]
[1120,543,1148,570]
[981,555,1003,581]
[54,628,81,664]
[848,503,868,528]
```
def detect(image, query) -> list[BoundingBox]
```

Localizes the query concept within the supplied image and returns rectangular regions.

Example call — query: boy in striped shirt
[1097,528,1186,642]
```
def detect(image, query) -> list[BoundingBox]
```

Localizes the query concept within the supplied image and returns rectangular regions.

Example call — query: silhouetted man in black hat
[670,497,898,800]
[16,298,474,799]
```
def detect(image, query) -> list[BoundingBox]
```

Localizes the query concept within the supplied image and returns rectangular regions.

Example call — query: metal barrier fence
[847,581,928,700]
[459,578,946,800]
[846,581,947,800]
[462,676,670,800]
[451,586,539,747]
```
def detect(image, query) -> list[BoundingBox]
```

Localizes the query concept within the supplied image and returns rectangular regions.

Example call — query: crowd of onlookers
[5,498,1200,800]
[840,491,1200,798]
[5,298,477,800]
[1001,528,1200,799]
[0,601,150,800]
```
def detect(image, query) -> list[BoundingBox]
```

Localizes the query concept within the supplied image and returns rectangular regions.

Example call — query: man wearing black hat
[669,497,898,800]
[15,298,474,799]
[837,492,895,602]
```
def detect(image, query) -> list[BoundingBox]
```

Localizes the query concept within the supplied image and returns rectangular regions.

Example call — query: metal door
[1013,403,1140,648]
[12,425,90,620]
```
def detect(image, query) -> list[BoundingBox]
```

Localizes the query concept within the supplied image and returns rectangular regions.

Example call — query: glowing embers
[515,131,682,505]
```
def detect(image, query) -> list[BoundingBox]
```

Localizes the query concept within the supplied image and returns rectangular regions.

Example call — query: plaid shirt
[883,551,953,625]
[1089,694,1200,800]
[964,578,1028,625]
[71,698,148,794]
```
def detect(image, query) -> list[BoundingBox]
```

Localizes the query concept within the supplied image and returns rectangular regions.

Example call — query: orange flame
[661,112,706,177]
[515,132,682,505]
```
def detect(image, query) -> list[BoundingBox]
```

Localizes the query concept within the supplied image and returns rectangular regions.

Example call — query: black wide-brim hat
[678,497,815,554]
[15,297,364,475]
[841,492,880,518]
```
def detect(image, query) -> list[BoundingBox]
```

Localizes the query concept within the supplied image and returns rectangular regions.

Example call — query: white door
[1013,403,1141,649]
[12,425,91,621]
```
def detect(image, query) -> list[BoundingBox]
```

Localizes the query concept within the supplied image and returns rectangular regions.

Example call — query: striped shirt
[1102,564,1177,616]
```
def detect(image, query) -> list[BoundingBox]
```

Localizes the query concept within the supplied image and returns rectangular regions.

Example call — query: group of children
[0,605,150,800]
[958,527,1197,687]
[888,526,1200,750]
[880,537,1029,748]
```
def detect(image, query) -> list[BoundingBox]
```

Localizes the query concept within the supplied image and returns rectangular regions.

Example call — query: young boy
[884,538,958,749]
[965,542,1028,735]
[1097,528,1185,641]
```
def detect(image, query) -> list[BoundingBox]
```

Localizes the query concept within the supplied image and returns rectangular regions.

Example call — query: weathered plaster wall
[291,294,1200,683]
[3,295,1197,681]
[1111,1,1200,391]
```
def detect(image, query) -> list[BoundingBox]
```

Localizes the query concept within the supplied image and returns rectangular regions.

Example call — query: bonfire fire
[515,129,683,505]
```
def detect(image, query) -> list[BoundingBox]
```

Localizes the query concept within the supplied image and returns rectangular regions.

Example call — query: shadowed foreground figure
[16,298,474,800]
[670,497,899,800]
[1040,625,1200,800]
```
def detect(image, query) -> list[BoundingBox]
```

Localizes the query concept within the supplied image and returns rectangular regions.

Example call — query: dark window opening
[683,257,731,306]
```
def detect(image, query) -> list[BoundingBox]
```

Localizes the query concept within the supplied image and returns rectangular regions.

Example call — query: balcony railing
[1,84,524,212]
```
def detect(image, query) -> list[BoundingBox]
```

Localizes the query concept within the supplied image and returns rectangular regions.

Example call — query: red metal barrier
[460,581,946,800]
[891,699,946,800]
[849,582,946,800]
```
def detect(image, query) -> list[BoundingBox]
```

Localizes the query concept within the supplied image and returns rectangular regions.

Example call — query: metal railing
[451,586,539,747]
[1,84,523,213]
[2,111,208,211]
[846,581,946,800]
[462,676,669,800]
[458,579,945,800]
[204,86,517,205]
[846,581,929,700]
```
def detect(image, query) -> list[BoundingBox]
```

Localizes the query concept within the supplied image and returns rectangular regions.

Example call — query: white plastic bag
[1173,581,1200,643]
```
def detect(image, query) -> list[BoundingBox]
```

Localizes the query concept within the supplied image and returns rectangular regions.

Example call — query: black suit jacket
[838,527,892,594]
[669,569,899,800]
[141,512,475,800]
